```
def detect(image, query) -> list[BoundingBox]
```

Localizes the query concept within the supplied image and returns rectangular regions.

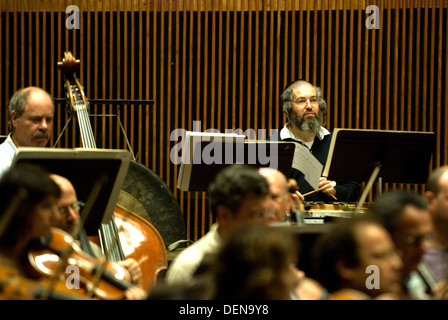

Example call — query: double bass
[57,51,167,291]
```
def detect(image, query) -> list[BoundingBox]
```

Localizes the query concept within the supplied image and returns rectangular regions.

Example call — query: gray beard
[289,112,322,134]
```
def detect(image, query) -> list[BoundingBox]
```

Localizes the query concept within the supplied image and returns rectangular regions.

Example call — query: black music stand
[322,129,436,208]
[177,140,296,192]
[11,147,132,235]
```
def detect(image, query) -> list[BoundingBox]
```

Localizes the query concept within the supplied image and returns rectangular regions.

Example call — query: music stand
[177,140,296,192]
[11,147,132,235]
[322,129,436,209]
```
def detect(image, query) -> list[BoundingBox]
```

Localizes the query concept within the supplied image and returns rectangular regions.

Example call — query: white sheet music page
[291,142,323,190]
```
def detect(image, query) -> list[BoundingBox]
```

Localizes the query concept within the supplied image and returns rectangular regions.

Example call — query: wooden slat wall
[1,0,447,241]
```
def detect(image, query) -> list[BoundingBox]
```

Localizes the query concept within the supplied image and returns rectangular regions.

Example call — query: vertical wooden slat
[401,1,408,131]
[238,0,244,130]
[354,1,361,128]
[210,1,217,130]
[151,0,157,172]
[137,0,142,162]
[407,0,414,132]
[193,0,201,241]
[177,0,184,223]
[321,0,327,120]
[346,0,354,127]
[304,0,310,80]
[260,0,267,135]
[123,1,129,153]
[172,0,180,198]
[312,0,318,85]
[224,0,230,130]
[282,0,289,89]
[107,1,112,153]
[277,0,284,128]
[58,1,64,147]
[267,0,274,133]
[186,0,194,240]
[290,0,296,80]
[291,1,302,81]
[216,1,223,132]
[36,1,40,87]
[41,3,49,91]
[327,0,333,127]
[145,0,150,167]
[252,0,259,134]
[340,0,347,128]
[245,0,252,132]
[444,1,448,166]
[13,0,18,90]
[115,2,121,149]
[414,0,421,132]
[376,0,383,129]
[362,0,369,129]
[422,0,429,134]
[165,0,171,186]
[334,0,340,127]
[384,0,391,130]
[428,1,436,135]
[433,0,441,168]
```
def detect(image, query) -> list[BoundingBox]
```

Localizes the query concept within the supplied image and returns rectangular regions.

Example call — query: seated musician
[165,164,274,285]
[0,164,60,275]
[270,80,360,203]
[49,173,147,300]
[258,167,328,299]
[313,217,404,300]
[0,163,76,299]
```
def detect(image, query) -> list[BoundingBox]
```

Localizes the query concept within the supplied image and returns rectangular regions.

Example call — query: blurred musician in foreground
[211,224,302,300]
[258,167,327,299]
[313,217,404,300]
[0,164,61,276]
[270,80,360,203]
[165,164,273,285]
[0,87,54,178]
[0,164,79,299]
[421,166,448,298]
[49,173,147,300]
[368,190,435,299]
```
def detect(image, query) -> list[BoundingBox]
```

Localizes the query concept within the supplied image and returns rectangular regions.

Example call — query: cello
[57,51,167,291]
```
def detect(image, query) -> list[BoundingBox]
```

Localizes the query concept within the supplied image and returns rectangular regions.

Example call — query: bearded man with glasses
[270,80,360,203]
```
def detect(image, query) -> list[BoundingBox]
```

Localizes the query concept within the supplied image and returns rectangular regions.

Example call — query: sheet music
[291,142,323,190]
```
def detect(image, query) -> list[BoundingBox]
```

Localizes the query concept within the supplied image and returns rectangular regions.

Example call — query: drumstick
[302,181,337,197]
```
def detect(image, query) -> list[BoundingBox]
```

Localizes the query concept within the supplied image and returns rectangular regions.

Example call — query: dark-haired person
[313,217,403,300]
[211,224,302,300]
[0,87,55,178]
[270,80,360,202]
[165,164,273,284]
[368,190,434,299]
[0,164,61,280]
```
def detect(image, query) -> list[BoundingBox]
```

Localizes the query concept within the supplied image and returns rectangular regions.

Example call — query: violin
[28,228,134,300]
[0,261,87,300]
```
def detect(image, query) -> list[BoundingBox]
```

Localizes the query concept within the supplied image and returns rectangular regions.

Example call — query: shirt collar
[280,124,330,142]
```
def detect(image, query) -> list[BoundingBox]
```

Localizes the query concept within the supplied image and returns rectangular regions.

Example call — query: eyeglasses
[294,97,318,107]
[404,233,433,246]
[59,201,84,216]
